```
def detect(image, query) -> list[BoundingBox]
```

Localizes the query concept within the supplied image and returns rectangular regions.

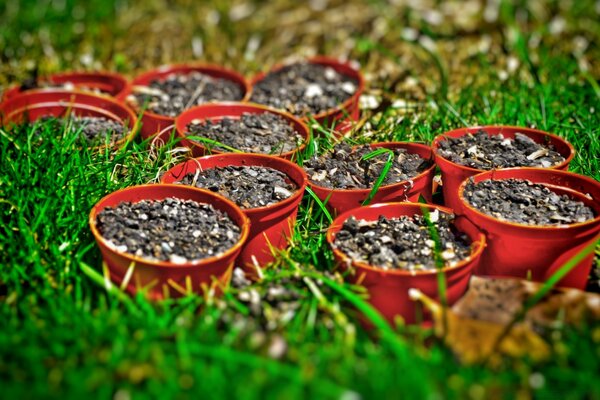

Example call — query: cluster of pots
[2,61,599,326]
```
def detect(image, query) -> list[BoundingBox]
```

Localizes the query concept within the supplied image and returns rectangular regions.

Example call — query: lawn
[1,0,599,398]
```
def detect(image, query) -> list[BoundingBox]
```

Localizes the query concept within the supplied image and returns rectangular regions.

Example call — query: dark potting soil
[436,130,565,169]
[39,115,125,144]
[463,178,595,225]
[303,143,431,189]
[186,112,303,154]
[250,62,358,117]
[333,212,472,271]
[96,198,241,263]
[129,72,244,117]
[180,165,297,209]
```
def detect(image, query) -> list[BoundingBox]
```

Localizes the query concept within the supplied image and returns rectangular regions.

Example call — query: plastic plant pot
[250,56,365,135]
[0,89,138,149]
[326,202,486,325]
[306,142,436,216]
[161,153,308,272]
[2,71,130,100]
[89,184,250,300]
[432,126,575,213]
[458,168,600,289]
[175,102,309,160]
[121,64,251,145]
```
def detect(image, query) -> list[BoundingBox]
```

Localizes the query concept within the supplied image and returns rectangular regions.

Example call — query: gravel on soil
[303,143,431,189]
[436,130,565,169]
[250,62,358,117]
[96,198,241,263]
[128,72,244,117]
[463,178,595,225]
[180,165,297,209]
[39,115,125,144]
[186,112,303,154]
[333,212,472,271]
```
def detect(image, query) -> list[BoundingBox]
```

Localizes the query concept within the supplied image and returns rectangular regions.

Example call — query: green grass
[1,0,600,398]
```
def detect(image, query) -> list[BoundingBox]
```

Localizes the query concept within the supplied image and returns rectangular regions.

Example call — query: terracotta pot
[326,202,486,325]
[458,167,600,289]
[250,56,364,135]
[432,126,575,213]
[306,142,436,216]
[121,64,251,145]
[0,89,138,149]
[89,184,250,300]
[175,102,309,160]
[161,153,307,272]
[2,71,130,100]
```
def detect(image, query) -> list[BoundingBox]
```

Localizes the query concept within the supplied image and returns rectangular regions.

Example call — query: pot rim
[457,167,600,232]
[250,55,365,122]
[326,202,486,276]
[161,152,309,215]
[126,63,252,121]
[175,101,309,158]
[306,141,435,194]
[431,125,576,173]
[88,184,251,268]
[0,88,139,149]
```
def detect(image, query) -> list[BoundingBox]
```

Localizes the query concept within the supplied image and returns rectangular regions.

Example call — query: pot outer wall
[327,202,486,325]
[458,168,600,289]
[161,153,308,275]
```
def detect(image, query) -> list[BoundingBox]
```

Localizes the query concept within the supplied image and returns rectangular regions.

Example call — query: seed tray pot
[458,168,600,289]
[250,56,364,135]
[89,184,250,300]
[307,142,436,216]
[326,202,485,325]
[432,126,575,213]
[162,153,307,272]
[0,89,138,149]
[2,71,130,101]
[121,64,251,145]
[175,102,309,160]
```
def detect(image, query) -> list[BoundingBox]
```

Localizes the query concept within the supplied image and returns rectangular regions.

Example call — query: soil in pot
[179,165,298,209]
[96,197,241,263]
[463,178,595,225]
[33,115,126,145]
[333,212,472,271]
[437,130,565,169]
[185,112,303,154]
[250,62,358,117]
[128,72,244,117]
[303,143,431,189]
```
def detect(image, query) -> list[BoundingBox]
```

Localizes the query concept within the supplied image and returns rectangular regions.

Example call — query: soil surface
[128,72,244,117]
[250,62,357,117]
[463,178,595,225]
[303,143,430,189]
[39,115,125,144]
[333,212,472,271]
[96,198,241,263]
[186,112,303,154]
[180,165,297,209]
[436,130,565,169]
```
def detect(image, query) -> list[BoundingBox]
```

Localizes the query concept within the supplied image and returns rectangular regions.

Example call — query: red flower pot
[326,202,486,325]
[89,184,250,300]
[250,56,364,135]
[121,64,251,145]
[175,102,309,159]
[161,153,307,272]
[0,89,138,149]
[2,71,130,101]
[432,126,575,213]
[306,142,436,216]
[458,168,600,289]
